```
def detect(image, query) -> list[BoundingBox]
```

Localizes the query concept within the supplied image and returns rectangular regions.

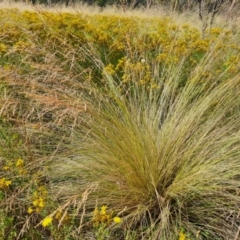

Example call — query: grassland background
[0,1,240,239]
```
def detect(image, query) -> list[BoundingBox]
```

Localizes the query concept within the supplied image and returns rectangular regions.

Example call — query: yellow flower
[16,158,24,167]
[33,199,38,206]
[4,180,11,187]
[38,197,45,208]
[3,166,10,171]
[104,64,115,75]
[28,207,34,214]
[113,216,122,223]
[41,216,53,227]
[100,205,107,215]
[33,197,45,208]
[0,178,5,188]
[38,186,48,196]
[179,231,186,240]
[178,230,190,240]
[0,178,12,189]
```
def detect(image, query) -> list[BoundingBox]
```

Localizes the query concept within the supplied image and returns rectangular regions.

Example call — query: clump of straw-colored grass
[52,44,240,239]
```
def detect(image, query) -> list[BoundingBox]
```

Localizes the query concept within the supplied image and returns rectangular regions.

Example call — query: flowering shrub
[0,9,239,90]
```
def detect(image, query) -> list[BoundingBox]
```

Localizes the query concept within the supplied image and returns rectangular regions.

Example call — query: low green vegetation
[0,6,240,240]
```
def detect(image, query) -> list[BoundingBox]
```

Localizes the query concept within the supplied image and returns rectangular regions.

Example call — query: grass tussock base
[52,49,240,239]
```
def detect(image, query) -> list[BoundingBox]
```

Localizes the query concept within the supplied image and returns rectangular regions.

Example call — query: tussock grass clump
[55,49,240,239]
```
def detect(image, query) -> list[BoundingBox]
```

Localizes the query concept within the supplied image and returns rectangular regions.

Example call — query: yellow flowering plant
[92,205,122,239]
[178,229,191,240]
[41,216,53,227]
[92,205,122,227]
[0,177,12,189]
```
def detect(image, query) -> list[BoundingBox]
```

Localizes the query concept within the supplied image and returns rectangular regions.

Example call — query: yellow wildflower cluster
[113,216,122,223]
[41,216,53,227]
[92,205,122,227]
[178,230,191,240]
[15,158,24,167]
[28,186,48,214]
[3,158,27,175]
[0,177,11,189]
[0,158,27,192]
[104,64,116,76]
[0,9,239,94]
